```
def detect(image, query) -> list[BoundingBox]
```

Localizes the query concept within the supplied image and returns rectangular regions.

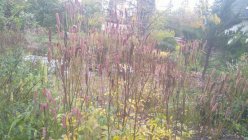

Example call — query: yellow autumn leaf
[160,51,169,57]
[113,135,120,140]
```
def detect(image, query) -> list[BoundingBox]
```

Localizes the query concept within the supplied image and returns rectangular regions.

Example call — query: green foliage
[27,0,61,29]
[0,49,45,139]
[0,0,37,31]
[151,12,177,51]
[0,0,4,30]
[0,0,63,30]
[81,0,104,32]
[211,0,248,62]
[182,27,204,40]
[157,37,177,51]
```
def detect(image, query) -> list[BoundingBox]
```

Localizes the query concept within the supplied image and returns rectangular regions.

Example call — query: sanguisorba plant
[35,0,180,139]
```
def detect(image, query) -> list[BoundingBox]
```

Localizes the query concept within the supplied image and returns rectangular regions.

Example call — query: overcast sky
[156,0,214,10]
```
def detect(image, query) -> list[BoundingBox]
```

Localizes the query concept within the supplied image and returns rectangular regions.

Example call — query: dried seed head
[85,72,88,85]
[42,127,47,139]
[62,115,67,128]
[225,107,231,118]
[72,107,81,121]
[211,102,218,112]
[199,95,205,103]
[210,95,216,107]
[48,47,52,63]
[40,103,49,112]
[55,13,60,31]
[48,29,52,43]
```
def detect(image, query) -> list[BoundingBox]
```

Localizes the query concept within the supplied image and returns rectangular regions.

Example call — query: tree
[0,0,34,31]
[209,0,248,62]
[137,0,155,35]
[200,0,248,78]
[82,0,104,32]
[196,0,222,79]
[27,0,61,29]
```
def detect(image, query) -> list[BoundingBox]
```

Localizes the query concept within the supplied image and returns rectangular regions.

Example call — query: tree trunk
[202,41,212,80]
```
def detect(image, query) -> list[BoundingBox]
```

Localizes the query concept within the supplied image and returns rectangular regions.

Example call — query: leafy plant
[0,49,45,139]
